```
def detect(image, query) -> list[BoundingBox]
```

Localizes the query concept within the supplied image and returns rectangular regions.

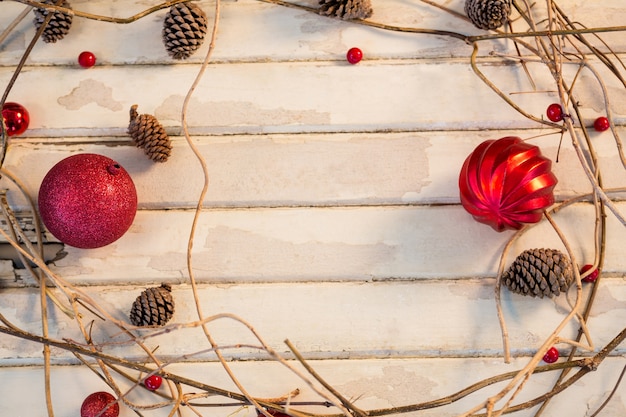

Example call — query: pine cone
[129,284,175,326]
[32,0,73,43]
[128,105,172,162]
[464,0,511,30]
[503,248,574,298]
[162,2,208,60]
[319,0,373,20]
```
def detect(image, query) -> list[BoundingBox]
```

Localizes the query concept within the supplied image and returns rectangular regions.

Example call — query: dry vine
[0,1,625,417]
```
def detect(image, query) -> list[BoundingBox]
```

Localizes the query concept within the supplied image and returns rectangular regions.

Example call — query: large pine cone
[128,105,172,162]
[319,0,373,20]
[162,2,208,60]
[130,284,175,326]
[503,248,574,298]
[32,0,73,43]
[464,0,511,30]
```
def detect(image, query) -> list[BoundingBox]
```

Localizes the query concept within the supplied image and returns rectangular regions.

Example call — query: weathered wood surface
[2,357,625,417]
[0,203,625,285]
[1,280,625,364]
[0,0,625,416]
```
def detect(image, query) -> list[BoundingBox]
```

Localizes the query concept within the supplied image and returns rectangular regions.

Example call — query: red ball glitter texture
[78,51,97,68]
[346,47,363,64]
[80,391,120,417]
[543,346,559,364]
[38,154,137,249]
[2,102,30,136]
[459,137,558,232]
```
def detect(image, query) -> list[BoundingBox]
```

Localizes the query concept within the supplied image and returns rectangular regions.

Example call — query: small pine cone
[503,248,574,298]
[128,105,172,162]
[319,0,373,20]
[130,284,175,327]
[162,2,208,60]
[32,0,73,43]
[464,0,511,30]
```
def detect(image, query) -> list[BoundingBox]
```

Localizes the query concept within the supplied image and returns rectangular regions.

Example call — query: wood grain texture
[1,280,625,364]
[0,0,625,416]
[1,357,625,417]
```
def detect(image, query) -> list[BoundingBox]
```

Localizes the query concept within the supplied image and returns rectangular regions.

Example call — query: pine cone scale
[319,0,373,20]
[162,2,208,60]
[33,0,73,43]
[130,284,175,327]
[503,248,574,298]
[465,0,511,30]
[127,105,172,162]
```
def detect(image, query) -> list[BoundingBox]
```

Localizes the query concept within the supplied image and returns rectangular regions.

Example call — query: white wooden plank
[1,280,624,363]
[3,128,626,210]
[1,357,625,416]
[1,0,623,66]
[0,202,624,285]
[2,57,625,137]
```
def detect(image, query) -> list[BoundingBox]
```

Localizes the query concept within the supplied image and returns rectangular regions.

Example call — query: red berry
[580,264,599,283]
[80,392,119,417]
[78,51,97,68]
[346,47,363,65]
[593,116,610,132]
[542,346,559,364]
[2,102,30,136]
[546,103,564,122]
[144,374,163,390]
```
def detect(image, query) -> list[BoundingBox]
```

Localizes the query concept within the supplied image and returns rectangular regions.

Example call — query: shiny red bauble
[38,154,137,249]
[580,264,599,283]
[459,137,558,232]
[546,103,564,122]
[346,47,363,64]
[144,374,163,391]
[78,51,97,68]
[80,391,120,417]
[593,116,610,132]
[2,102,30,136]
[542,346,559,364]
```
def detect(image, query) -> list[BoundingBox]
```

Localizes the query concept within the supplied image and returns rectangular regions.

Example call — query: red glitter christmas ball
[80,391,120,417]
[2,102,30,136]
[459,137,558,232]
[38,154,137,249]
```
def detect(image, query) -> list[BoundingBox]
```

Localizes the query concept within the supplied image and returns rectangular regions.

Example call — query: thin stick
[13,0,191,24]
[0,6,31,45]
[285,339,367,417]
[588,364,626,417]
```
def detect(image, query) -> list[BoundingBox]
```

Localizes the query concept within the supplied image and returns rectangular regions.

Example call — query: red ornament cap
[38,154,137,249]
[2,102,30,136]
[459,137,558,232]
[80,391,119,417]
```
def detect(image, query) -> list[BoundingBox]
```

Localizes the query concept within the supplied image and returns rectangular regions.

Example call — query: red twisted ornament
[459,137,557,232]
